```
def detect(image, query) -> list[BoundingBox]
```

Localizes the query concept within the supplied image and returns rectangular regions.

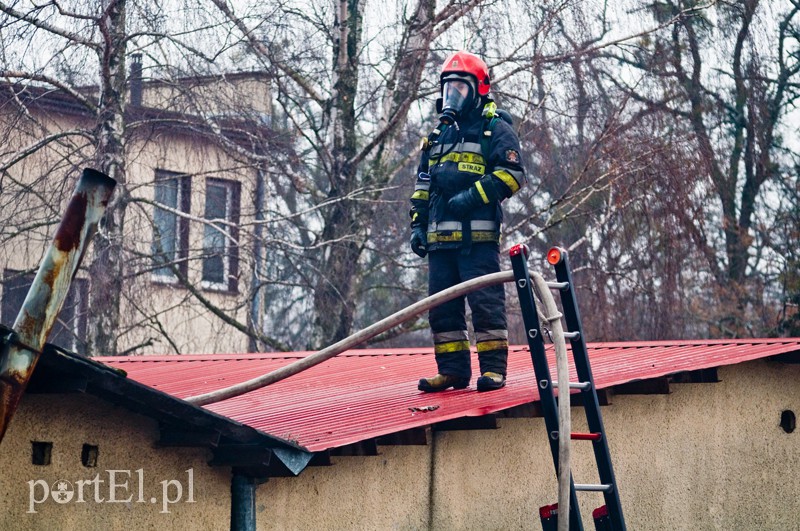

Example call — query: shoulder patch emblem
[505,149,520,164]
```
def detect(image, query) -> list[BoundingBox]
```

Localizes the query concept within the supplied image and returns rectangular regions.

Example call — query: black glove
[410,226,428,258]
[448,186,484,218]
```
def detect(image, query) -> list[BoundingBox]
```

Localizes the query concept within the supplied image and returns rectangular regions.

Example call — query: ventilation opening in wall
[81,444,98,467]
[780,410,796,434]
[31,441,52,466]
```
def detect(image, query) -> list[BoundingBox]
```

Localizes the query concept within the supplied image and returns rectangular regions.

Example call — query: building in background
[0,59,276,355]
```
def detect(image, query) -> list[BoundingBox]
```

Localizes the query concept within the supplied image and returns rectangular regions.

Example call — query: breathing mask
[438,76,476,125]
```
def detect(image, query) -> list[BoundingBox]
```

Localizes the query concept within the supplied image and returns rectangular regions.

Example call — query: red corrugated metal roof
[96,339,800,452]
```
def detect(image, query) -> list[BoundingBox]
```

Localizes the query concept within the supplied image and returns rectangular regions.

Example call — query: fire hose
[185,267,572,527]
[531,273,572,531]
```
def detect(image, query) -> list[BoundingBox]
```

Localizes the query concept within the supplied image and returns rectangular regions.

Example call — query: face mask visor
[440,78,475,124]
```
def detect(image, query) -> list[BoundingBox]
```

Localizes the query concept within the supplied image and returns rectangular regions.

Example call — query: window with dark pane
[202,178,240,291]
[2,269,88,354]
[152,171,190,280]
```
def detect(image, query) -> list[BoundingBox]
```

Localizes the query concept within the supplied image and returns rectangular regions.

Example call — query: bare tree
[2,0,796,357]
[594,0,800,336]
[207,0,500,349]
[0,0,133,355]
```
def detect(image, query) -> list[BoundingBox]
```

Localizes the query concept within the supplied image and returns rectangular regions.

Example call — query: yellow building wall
[258,360,800,530]
[0,394,231,531]
[0,360,796,530]
[117,129,255,355]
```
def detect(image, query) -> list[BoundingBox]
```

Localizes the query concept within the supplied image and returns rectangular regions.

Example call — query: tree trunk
[309,0,437,349]
[87,0,128,356]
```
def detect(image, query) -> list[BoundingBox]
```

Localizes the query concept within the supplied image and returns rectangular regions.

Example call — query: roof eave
[27,344,314,478]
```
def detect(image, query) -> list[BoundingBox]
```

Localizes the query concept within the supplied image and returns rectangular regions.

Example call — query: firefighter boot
[418,374,470,392]
[476,372,505,392]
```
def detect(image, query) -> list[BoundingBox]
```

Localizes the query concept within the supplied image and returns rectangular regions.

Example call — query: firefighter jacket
[410,104,526,251]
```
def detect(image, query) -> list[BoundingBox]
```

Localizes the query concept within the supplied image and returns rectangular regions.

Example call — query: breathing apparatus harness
[419,100,511,253]
[420,100,509,172]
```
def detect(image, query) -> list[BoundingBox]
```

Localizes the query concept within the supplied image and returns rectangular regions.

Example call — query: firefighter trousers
[427,243,508,379]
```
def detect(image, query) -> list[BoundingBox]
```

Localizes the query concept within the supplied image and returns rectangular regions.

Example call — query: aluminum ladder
[509,244,626,531]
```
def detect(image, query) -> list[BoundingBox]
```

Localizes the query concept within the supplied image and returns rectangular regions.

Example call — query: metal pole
[230,473,257,531]
[0,168,116,443]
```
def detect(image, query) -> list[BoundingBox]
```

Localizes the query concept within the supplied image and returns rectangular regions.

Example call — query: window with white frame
[152,171,191,281]
[201,178,240,291]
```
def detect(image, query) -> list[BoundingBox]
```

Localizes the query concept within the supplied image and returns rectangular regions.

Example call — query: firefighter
[410,51,526,392]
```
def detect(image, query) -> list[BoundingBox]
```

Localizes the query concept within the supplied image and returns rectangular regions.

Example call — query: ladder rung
[574,483,613,493]
[563,331,580,339]
[551,380,592,391]
[570,432,602,441]
[545,281,569,290]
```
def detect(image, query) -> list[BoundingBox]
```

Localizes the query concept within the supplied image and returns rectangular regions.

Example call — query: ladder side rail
[550,249,626,531]
[510,248,583,531]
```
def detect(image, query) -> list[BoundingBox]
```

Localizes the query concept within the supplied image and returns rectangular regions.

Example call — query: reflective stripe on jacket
[409,106,526,251]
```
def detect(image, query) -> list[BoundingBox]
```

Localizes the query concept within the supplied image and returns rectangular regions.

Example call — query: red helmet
[440,51,490,96]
